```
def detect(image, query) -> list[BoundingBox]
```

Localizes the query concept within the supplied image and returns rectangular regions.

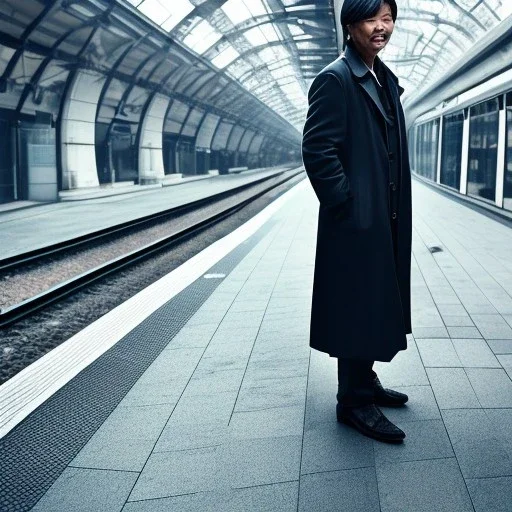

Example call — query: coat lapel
[359,76,392,124]
[343,45,392,124]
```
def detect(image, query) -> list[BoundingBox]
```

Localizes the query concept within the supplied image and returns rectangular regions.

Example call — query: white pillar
[60,71,106,189]
[436,116,443,184]
[460,110,470,195]
[138,94,169,184]
[496,96,506,208]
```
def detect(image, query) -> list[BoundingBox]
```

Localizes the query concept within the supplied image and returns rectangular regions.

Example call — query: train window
[468,98,499,204]
[505,93,512,211]
[415,120,439,182]
[440,112,464,190]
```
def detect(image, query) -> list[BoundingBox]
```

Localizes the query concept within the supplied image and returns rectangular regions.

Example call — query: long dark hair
[340,0,398,48]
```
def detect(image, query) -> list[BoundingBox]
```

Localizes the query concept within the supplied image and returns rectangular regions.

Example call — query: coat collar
[343,44,371,79]
[379,58,405,97]
[343,44,404,93]
[342,45,404,123]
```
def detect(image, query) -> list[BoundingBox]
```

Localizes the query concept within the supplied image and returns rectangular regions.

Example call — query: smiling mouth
[371,35,388,43]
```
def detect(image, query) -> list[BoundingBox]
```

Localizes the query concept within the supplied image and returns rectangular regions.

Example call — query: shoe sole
[337,413,405,443]
[374,398,408,408]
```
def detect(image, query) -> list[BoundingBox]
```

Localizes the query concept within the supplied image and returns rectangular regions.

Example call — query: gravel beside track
[0,173,305,384]
[0,170,298,309]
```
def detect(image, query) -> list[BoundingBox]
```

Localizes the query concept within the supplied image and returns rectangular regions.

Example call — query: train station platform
[2,177,512,511]
[0,166,294,261]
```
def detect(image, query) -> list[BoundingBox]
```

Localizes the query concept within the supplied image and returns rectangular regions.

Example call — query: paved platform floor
[0,166,291,260]
[21,178,512,510]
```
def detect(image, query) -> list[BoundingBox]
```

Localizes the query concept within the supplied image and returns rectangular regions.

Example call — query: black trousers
[337,359,376,407]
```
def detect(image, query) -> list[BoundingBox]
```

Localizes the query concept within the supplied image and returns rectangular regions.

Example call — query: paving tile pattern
[31,180,512,511]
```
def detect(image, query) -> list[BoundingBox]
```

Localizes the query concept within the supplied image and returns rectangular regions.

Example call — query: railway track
[0,167,305,328]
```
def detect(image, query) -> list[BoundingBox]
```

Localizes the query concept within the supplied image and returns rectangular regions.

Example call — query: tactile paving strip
[0,220,275,512]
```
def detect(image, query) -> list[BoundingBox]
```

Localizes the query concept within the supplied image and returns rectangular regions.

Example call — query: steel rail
[0,168,296,272]
[0,168,305,328]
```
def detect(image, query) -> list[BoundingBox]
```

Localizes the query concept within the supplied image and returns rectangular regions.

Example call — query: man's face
[347,2,394,57]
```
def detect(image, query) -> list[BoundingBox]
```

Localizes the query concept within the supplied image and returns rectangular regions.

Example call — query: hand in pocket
[328,196,353,221]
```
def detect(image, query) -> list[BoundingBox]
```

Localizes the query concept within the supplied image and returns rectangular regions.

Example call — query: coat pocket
[326,197,353,221]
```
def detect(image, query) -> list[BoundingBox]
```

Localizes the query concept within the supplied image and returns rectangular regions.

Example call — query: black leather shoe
[373,376,408,407]
[336,403,406,443]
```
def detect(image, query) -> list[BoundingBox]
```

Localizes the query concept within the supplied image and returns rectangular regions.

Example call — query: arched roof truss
[0,0,301,146]
[380,0,512,97]
[128,0,338,130]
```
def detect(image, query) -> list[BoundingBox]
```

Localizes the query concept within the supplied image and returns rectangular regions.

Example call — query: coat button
[388,152,395,161]
[391,183,397,191]
[391,212,397,219]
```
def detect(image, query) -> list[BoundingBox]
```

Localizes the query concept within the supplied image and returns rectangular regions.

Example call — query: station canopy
[127,0,338,130]
[381,0,512,97]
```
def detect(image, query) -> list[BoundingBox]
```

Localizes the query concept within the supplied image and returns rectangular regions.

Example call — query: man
[302,0,412,443]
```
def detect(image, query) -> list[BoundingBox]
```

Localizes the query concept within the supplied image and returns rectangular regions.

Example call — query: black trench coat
[302,45,412,362]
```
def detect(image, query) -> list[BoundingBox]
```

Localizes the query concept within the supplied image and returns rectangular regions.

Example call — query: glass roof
[128,0,512,127]
[127,0,338,131]
[380,0,512,97]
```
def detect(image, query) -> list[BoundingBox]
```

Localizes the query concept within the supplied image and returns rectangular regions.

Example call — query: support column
[496,95,506,208]
[460,109,470,195]
[138,94,169,184]
[60,71,106,189]
[436,116,443,185]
